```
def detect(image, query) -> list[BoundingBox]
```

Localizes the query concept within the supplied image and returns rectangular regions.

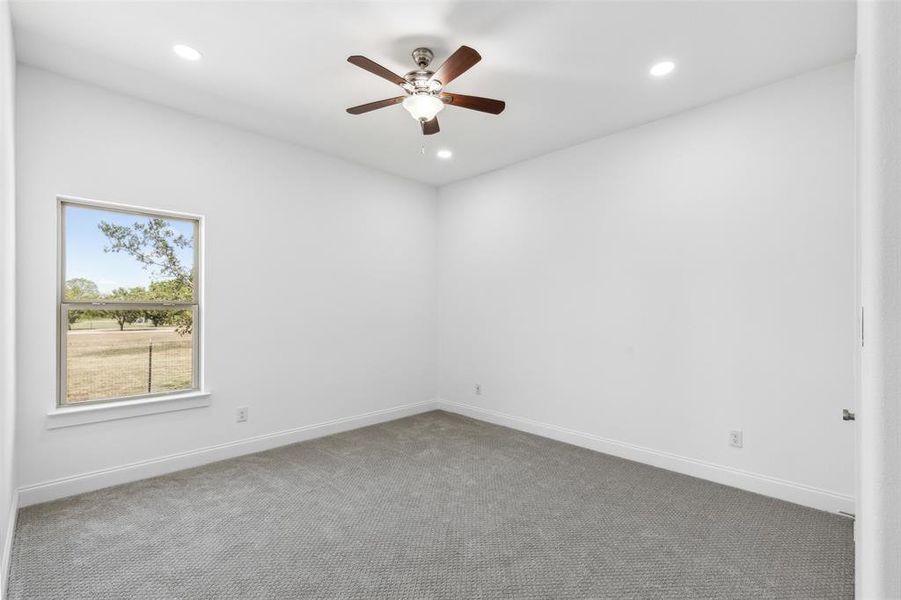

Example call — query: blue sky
[65,205,194,294]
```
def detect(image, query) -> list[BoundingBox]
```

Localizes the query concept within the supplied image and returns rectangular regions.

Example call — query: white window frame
[52,196,207,426]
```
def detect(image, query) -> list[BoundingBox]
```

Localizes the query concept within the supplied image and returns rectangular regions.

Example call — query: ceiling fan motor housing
[403,70,442,95]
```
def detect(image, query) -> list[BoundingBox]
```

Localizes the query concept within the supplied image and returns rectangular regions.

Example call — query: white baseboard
[17,398,853,515]
[1,490,18,600]
[437,399,854,514]
[18,399,439,508]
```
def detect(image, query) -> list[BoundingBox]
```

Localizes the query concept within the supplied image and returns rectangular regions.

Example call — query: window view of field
[65,311,193,404]
[62,203,197,405]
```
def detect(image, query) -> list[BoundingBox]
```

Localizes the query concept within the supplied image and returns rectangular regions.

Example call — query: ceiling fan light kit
[346,45,506,136]
[402,94,444,122]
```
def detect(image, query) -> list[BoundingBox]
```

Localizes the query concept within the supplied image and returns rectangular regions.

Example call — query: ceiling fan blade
[430,46,481,86]
[346,97,406,115]
[440,93,505,115]
[347,55,406,86]
[421,117,440,135]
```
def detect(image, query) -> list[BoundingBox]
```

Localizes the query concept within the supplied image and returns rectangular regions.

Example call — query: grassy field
[65,325,193,404]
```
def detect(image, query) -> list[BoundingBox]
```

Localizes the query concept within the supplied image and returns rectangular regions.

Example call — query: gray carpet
[8,410,853,599]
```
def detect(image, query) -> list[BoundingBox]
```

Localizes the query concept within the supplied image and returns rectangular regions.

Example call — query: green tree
[99,218,194,334]
[142,309,172,328]
[142,280,184,328]
[64,278,101,329]
[65,277,100,300]
[105,287,145,331]
[98,218,193,295]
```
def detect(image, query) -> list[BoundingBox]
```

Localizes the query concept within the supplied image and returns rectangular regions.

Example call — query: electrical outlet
[729,430,743,448]
[474,384,482,396]
[236,407,249,423]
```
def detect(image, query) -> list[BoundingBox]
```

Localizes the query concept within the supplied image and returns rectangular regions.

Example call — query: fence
[65,329,193,404]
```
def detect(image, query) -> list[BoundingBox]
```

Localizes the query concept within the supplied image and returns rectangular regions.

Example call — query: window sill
[46,391,211,429]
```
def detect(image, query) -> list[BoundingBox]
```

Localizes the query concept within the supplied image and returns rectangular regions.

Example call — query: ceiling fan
[346,46,506,135]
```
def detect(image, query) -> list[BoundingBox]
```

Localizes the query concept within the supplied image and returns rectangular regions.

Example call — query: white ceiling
[11,1,855,186]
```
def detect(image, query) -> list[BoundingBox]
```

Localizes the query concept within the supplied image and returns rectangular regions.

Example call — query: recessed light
[649,60,675,78]
[436,149,453,159]
[173,44,202,61]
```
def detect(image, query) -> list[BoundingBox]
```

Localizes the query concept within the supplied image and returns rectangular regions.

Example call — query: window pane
[63,204,195,303]
[64,308,194,405]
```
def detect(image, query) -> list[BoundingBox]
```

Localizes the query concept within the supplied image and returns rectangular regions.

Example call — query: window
[59,198,201,406]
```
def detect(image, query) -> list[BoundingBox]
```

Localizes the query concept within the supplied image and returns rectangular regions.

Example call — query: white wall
[437,62,856,513]
[0,0,15,595]
[13,59,856,518]
[15,66,438,502]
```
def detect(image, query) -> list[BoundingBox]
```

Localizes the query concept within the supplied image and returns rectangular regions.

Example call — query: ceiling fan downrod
[411,47,434,69]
